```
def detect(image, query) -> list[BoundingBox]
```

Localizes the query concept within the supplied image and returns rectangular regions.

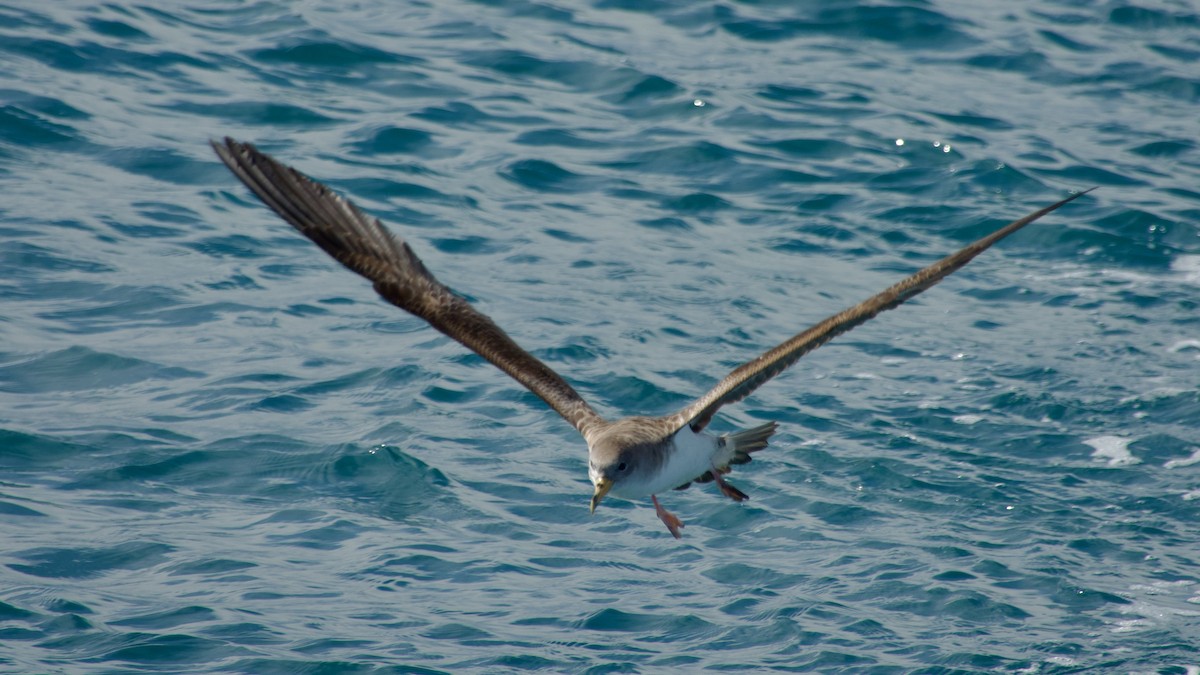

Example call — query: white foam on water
[1167,339,1200,355]
[1084,435,1140,467]
[1171,254,1200,285]
[1165,448,1200,469]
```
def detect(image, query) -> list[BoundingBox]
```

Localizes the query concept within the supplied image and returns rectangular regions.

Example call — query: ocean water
[2,1,1198,672]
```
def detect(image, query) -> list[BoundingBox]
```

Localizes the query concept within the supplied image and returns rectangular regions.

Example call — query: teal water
[2,2,1199,673]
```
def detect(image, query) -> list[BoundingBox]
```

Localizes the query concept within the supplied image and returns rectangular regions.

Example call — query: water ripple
[0,1,1197,673]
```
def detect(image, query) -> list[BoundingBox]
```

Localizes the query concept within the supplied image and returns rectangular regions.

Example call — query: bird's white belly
[612,429,717,499]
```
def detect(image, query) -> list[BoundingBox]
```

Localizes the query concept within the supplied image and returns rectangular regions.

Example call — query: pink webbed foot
[710,467,748,502]
[652,494,684,539]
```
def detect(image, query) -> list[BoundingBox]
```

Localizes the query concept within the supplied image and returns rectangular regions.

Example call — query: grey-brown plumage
[212,138,604,441]
[212,137,1092,538]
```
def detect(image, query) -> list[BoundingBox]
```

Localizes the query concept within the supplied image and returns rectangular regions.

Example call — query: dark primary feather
[669,188,1095,435]
[211,137,605,440]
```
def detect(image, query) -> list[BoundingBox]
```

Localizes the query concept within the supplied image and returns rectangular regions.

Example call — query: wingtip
[210,136,257,162]
[1051,186,1097,210]
[210,136,239,163]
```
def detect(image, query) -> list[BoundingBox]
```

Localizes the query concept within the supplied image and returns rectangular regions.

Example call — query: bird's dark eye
[617,462,627,471]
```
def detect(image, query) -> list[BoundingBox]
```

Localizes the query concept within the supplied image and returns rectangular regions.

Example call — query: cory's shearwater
[212,137,1091,538]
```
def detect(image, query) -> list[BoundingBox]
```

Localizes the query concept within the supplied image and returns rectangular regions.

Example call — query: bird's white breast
[611,428,718,499]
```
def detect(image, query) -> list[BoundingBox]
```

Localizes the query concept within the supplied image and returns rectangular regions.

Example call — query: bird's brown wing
[212,137,605,440]
[668,189,1094,434]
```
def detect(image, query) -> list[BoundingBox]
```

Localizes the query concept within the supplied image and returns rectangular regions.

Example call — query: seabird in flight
[212,137,1091,538]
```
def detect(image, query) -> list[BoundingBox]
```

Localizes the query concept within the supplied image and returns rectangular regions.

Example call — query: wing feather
[670,189,1094,434]
[212,137,605,440]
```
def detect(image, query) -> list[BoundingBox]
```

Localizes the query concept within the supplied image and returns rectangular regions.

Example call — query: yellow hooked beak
[590,478,613,514]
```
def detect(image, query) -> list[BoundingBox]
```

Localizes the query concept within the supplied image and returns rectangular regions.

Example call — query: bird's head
[587,426,648,513]
[588,452,633,514]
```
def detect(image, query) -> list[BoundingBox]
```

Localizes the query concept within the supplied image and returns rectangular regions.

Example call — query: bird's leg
[710,467,748,502]
[651,494,684,539]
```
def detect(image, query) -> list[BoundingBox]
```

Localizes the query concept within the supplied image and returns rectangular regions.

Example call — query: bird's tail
[723,421,779,466]
[675,422,778,494]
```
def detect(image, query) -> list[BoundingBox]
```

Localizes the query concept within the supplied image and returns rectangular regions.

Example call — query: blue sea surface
[2,1,1199,672]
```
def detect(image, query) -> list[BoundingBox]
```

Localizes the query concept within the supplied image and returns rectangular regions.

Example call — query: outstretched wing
[669,189,1094,434]
[212,137,605,440]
